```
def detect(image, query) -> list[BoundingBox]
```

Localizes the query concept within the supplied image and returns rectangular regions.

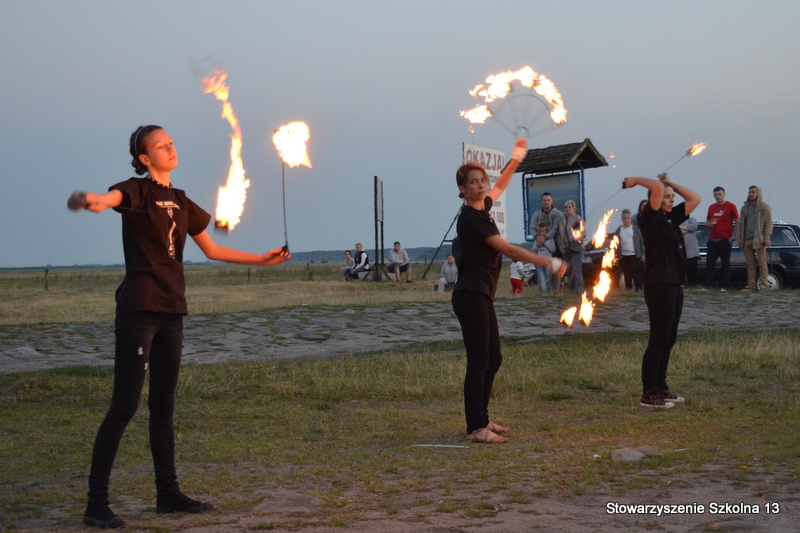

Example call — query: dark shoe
[639,394,675,409]
[659,389,685,403]
[83,503,125,529]
[156,491,213,514]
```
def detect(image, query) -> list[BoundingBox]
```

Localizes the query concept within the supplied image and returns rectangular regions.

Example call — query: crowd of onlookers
[340,184,773,295]
[516,184,773,296]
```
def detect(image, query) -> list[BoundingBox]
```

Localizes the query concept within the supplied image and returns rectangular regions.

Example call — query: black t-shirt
[111,178,211,315]
[453,197,502,299]
[638,201,688,286]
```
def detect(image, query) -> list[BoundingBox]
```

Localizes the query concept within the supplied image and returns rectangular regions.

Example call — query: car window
[771,227,799,247]
[696,226,710,248]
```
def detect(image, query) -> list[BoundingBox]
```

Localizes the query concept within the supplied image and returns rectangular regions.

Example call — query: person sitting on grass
[387,241,413,283]
[345,243,369,281]
[436,253,458,292]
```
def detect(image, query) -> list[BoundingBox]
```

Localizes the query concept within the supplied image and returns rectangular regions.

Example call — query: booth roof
[517,138,608,175]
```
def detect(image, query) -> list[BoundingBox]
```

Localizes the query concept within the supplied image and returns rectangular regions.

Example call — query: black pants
[705,238,732,289]
[642,283,683,395]
[686,257,699,287]
[619,255,642,290]
[88,312,184,503]
[452,290,502,434]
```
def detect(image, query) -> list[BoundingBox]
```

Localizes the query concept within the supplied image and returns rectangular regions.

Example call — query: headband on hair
[132,126,148,158]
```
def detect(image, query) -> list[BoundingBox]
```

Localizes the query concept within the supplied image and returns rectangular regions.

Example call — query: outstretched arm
[191,230,291,266]
[485,234,567,276]
[488,138,527,204]
[67,190,123,213]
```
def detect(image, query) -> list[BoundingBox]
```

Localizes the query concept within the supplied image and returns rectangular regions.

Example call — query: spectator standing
[614,209,644,291]
[436,253,458,292]
[704,187,739,290]
[529,192,563,243]
[509,260,525,296]
[387,241,413,282]
[556,200,585,294]
[532,223,556,294]
[735,186,773,291]
[632,199,648,227]
[681,217,700,287]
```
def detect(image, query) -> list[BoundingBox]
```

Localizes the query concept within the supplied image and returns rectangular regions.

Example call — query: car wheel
[757,269,783,291]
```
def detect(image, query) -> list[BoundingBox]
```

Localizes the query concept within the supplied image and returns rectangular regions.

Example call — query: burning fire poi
[560,209,618,327]
[273,122,312,169]
[272,122,312,248]
[460,66,567,133]
[662,142,708,174]
[202,68,250,230]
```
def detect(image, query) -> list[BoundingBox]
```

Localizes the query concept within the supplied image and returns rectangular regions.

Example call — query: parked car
[582,222,800,290]
[697,221,800,290]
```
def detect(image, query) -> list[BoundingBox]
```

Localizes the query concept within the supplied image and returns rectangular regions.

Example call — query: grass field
[0,266,798,531]
[0,262,456,326]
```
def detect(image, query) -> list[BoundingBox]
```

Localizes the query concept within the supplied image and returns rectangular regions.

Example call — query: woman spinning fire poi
[452,138,566,444]
[621,173,701,409]
[67,125,290,529]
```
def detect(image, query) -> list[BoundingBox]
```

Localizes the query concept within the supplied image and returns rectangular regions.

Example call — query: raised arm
[488,138,527,204]
[658,174,701,214]
[191,230,291,266]
[621,177,664,212]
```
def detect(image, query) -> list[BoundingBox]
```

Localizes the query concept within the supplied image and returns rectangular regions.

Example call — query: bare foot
[487,421,510,434]
[466,427,508,444]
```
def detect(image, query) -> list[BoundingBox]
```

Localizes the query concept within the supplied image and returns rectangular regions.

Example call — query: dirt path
[2,289,798,374]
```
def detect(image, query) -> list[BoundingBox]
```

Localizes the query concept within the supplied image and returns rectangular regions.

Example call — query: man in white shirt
[388,241,413,283]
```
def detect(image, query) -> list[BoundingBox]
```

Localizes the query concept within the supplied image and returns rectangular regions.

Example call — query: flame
[562,210,620,328]
[689,142,707,157]
[273,122,312,168]
[592,209,617,248]
[202,68,250,230]
[560,306,577,327]
[460,65,567,127]
[459,105,492,124]
[601,236,619,269]
[572,220,585,242]
[593,270,612,302]
[578,293,594,325]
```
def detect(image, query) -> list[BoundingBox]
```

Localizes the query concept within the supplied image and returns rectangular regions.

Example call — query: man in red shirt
[704,186,739,290]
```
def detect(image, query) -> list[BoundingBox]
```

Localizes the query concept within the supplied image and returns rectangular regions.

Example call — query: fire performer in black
[452,138,567,443]
[67,125,290,529]
[621,173,701,408]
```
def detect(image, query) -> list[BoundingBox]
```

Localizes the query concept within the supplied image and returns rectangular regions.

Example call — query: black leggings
[87,312,184,503]
[642,283,683,395]
[452,290,502,434]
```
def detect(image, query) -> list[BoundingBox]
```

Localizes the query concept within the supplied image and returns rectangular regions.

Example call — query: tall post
[374,176,384,281]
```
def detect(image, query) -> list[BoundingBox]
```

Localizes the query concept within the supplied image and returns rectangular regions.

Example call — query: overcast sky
[1,0,798,268]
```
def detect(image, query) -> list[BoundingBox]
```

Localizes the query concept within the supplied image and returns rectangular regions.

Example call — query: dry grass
[0,263,460,326]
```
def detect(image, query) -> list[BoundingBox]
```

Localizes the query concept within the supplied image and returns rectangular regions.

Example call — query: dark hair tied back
[129,125,162,175]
